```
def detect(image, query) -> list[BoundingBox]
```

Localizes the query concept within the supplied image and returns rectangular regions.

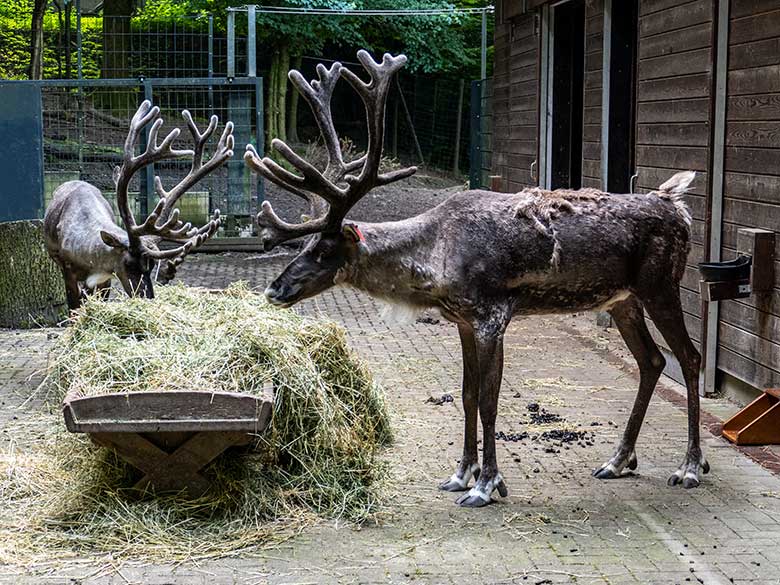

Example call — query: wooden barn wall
[716,0,780,388]
[635,0,715,353]
[582,1,604,189]
[492,3,539,192]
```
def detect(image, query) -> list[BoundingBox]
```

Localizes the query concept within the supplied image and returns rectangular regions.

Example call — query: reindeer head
[244,50,416,307]
[108,100,234,297]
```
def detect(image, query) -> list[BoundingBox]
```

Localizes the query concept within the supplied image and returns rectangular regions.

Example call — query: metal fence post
[208,15,214,111]
[75,0,82,79]
[600,0,611,191]
[208,15,214,79]
[141,80,154,217]
[247,5,257,77]
[255,76,264,208]
[480,9,487,81]
[702,0,731,396]
[469,79,483,189]
[227,9,236,78]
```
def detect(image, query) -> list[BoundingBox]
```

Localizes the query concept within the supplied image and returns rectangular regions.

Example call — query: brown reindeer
[44,100,233,309]
[245,50,707,508]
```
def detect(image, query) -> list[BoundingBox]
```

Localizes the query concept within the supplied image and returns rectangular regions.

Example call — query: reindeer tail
[655,170,695,226]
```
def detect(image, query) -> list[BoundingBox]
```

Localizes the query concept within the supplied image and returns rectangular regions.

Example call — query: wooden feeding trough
[63,385,273,497]
[722,389,780,446]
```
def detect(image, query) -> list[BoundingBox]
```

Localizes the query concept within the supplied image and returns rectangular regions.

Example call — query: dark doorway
[607,0,639,193]
[550,0,585,190]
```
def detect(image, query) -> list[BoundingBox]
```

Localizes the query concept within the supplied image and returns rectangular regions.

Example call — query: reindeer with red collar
[245,50,707,507]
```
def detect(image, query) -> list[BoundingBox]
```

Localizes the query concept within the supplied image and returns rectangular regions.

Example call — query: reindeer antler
[114,100,233,260]
[244,50,417,251]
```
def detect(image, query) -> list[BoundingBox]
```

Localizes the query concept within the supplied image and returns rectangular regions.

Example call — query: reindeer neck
[346,216,440,303]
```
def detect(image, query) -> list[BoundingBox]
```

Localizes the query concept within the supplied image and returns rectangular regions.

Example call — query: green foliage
[254,1,366,54]
[131,0,483,73]
[0,0,492,80]
[359,0,470,74]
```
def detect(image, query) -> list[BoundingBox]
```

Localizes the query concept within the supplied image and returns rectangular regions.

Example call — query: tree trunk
[0,220,68,328]
[28,0,47,80]
[287,53,302,144]
[103,0,134,78]
[277,44,290,145]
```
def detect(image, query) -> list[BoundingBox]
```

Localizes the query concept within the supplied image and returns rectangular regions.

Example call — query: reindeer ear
[342,223,365,244]
[100,230,128,250]
[112,165,121,187]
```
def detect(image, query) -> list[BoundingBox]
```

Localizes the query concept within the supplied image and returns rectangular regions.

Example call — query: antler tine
[244,144,321,203]
[255,200,330,252]
[120,109,232,268]
[245,61,354,240]
[244,144,333,250]
[288,62,346,178]
[340,51,417,193]
[246,51,415,251]
[155,115,235,221]
[143,209,222,260]
[115,101,190,247]
[183,110,218,168]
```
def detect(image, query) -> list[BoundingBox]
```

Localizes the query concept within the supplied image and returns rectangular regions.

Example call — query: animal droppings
[495,404,595,446]
[426,393,454,405]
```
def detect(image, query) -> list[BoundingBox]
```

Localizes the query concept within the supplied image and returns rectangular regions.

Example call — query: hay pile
[0,283,391,563]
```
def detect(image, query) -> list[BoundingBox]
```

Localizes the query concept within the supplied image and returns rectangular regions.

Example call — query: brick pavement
[0,252,779,584]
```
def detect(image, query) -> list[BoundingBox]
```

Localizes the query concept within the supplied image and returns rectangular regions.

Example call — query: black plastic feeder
[698,255,752,283]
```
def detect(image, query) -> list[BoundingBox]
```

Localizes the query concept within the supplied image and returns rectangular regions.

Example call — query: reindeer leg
[645,288,709,489]
[60,265,82,310]
[457,321,509,508]
[440,324,481,492]
[594,296,664,479]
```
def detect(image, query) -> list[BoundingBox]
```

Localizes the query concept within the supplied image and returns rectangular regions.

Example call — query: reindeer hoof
[456,493,491,508]
[668,455,709,489]
[454,475,507,507]
[592,465,620,480]
[439,464,479,492]
[439,477,470,492]
[593,450,637,479]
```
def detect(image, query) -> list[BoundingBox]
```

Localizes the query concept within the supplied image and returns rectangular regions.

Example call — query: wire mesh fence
[3,3,487,206]
[0,10,246,80]
[391,74,470,174]
[41,78,262,237]
[290,58,472,177]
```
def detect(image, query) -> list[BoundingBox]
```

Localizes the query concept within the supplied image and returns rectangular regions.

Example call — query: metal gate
[0,77,263,237]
